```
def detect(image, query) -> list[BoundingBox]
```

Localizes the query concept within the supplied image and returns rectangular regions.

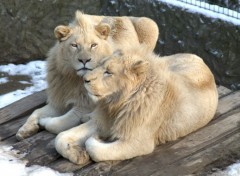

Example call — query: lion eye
[71,43,78,48]
[104,70,112,76]
[91,43,98,48]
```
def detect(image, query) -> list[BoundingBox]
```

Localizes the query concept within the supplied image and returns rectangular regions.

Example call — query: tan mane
[73,10,93,33]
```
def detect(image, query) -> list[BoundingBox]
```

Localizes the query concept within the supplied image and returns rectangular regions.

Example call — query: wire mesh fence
[175,0,240,19]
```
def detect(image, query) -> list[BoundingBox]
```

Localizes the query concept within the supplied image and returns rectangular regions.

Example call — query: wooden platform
[0,86,239,176]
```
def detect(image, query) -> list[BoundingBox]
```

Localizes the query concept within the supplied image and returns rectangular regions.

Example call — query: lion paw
[39,117,70,134]
[39,117,60,133]
[16,123,39,141]
[85,137,102,162]
[65,144,90,165]
[39,117,51,128]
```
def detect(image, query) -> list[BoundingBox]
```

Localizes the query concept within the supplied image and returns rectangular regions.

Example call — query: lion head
[54,11,113,76]
[83,50,149,103]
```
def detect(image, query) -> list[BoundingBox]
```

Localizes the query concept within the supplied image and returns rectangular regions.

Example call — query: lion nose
[78,58,91,65]
[84,74,97,84]
[84,78,91,84]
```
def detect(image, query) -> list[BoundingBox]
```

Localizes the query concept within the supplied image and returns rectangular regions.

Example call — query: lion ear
[95,23,111,40]
[131,60,149,77]
[54,25,72,41]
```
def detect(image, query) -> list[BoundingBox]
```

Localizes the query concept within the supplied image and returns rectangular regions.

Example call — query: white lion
[16,11,159,140]
[55,47,218,164]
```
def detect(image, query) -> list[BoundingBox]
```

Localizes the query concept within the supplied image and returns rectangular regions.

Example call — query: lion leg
[55,120,97,165]
[39,107,87,134]
[85,136,155,162]
[16,104,61,140]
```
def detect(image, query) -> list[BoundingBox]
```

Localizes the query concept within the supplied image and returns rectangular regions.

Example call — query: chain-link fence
[176,0,240,19]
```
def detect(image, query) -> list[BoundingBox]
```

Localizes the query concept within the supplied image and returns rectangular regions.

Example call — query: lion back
[103,16,159,52]
[167,54,216,90]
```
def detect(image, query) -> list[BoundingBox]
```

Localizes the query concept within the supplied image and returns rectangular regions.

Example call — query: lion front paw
[16,123,39,141]
[85,137,103,162]
[38,117,50,128]
[65,144,90,165]
[39,117,54,132]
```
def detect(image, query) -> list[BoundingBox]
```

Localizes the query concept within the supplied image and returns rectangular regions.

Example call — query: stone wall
[0,0,239,89]
[0,0,102,64]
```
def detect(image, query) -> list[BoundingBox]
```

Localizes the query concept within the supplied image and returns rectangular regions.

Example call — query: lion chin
[75,46,218,162]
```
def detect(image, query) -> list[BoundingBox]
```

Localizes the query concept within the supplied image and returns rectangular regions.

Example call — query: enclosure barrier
[175,0,240,19]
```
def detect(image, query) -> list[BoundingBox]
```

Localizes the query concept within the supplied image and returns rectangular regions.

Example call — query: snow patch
[0,145,73,176]
[226,162,240,176]
[159,0,240,25]
[0,60,47,108]
[0,77,9,84]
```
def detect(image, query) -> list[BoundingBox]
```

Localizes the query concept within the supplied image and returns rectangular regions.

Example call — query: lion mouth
[87,91,102,98]
[87,92,102,102]
[89,92,101,97]
[77,67,92,72]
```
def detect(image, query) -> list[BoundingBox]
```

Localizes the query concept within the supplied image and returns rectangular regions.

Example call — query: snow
[159,0,240,25]
[210,162,240,176]
[227,162,240,176]
[0,145,73,176]
[0,77,8,84]
[0,61,47,108]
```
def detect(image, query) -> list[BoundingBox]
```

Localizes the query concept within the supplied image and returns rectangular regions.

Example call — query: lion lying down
[55,47,218,164]
[16,11,159,140]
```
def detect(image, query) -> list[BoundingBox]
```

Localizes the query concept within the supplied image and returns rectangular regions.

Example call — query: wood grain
[12,131,58,166]
[0,116,28,141]
[0,90,46,125]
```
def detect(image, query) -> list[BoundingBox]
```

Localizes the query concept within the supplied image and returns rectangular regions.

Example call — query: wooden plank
[12,131,59,166]
[217,86,232,99]
[75,110,240,176]
[0,90,46,125]
[74,161,120,176]
[151,132,240,176]
[0,116,28,141]
[195,140,240,175]
[0,135,19,145]
[215,90,240,117]
[49,158,91,173]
